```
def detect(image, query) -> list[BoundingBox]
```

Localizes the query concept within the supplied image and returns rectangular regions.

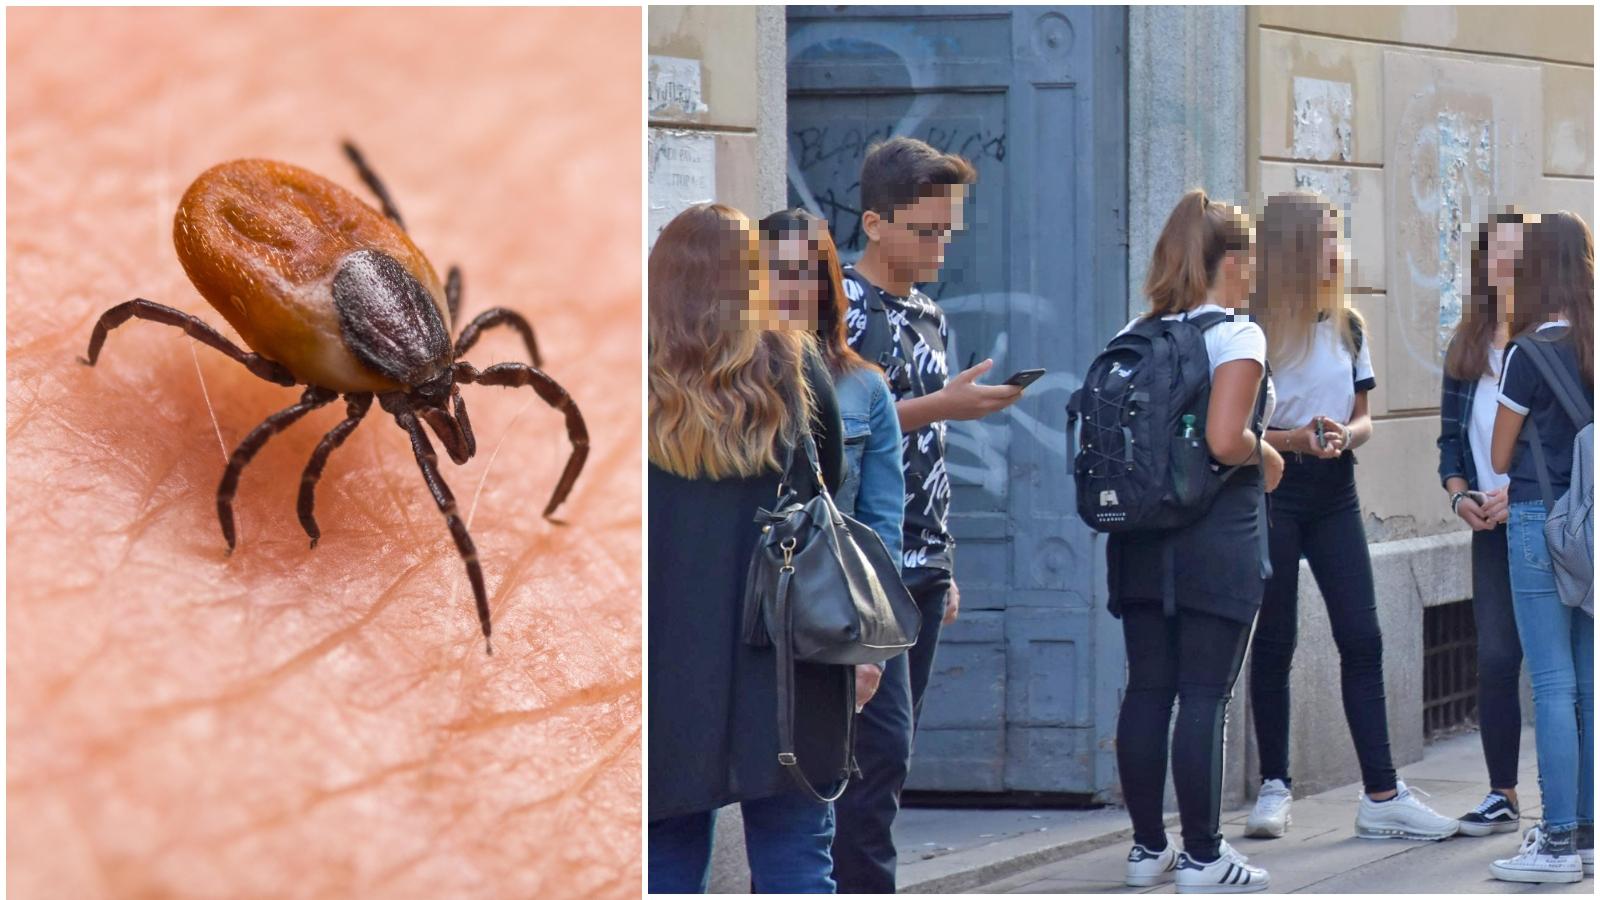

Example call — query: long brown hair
[1444,208,1526,381]
[759,208,874,377]
[1513,210,1594,385]
[1249,191,1362,368]
[648,203,815,479]
[1144,188,1253,317]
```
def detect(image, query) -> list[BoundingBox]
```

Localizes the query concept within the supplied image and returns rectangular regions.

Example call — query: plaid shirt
[1436,371,1480,490]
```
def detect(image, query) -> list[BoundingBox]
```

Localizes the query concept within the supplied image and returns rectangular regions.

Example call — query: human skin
[8,8,641,898]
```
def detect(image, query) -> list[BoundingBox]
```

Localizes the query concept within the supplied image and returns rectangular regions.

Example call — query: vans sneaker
[1355,780,1458,840]
[1244,778,1292,838]
[1490,824,1583,884]
[1125,832,1180,887]
[1174,840,1268,894]
[1457,791,1519,837]
[1578,823,1593,877]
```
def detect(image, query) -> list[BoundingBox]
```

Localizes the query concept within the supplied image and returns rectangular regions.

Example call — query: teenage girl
[1244,192,1457,842]
[1487,211,1594,884]
[1436,210,1527,837]
[1110,189,1283,894]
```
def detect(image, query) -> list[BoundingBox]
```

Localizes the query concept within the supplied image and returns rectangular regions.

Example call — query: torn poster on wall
[649,56,709,120]
[1292,76,1354,162]
[648,129,716,246]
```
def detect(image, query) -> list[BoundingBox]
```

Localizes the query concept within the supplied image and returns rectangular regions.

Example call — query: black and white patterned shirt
[842,265,953,572]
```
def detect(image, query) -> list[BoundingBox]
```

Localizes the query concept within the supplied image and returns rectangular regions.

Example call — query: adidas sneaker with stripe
[1174,840,1269,894]
[1125,832,1181,887]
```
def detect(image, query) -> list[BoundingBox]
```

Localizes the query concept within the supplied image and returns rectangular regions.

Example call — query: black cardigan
[647,352,847,821]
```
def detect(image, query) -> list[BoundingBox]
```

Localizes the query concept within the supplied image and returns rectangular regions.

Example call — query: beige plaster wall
[1247,6,1593,539]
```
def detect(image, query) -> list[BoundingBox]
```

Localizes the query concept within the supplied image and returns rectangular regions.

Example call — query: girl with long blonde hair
[1244,192,1457,842]
[647,203,853,892]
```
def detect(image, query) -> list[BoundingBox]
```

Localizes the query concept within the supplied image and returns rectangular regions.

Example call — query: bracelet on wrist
[1450,491,1466,514]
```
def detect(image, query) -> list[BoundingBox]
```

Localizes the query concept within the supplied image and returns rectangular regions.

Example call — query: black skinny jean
[1118,604,1252,863]
[1249,452,1398,794]
[1472,523,1523,790]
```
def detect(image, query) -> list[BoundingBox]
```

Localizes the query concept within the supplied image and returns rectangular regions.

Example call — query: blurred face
[1320,210,1342,285]
[1216,245,1257,305]
[760,231,822,329]
[868,184,967,284]
[1487,220,1522,299]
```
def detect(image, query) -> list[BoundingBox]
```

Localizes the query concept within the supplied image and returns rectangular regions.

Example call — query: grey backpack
[1546,423,1592,615]
[1510,333,1593,615]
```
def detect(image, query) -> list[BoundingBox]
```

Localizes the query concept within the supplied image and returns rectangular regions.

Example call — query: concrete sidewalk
[894,727,1589,893]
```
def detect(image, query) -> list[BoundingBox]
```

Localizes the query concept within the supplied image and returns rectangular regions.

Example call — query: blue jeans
[648,790,837,893]
[1506,502,1594,834]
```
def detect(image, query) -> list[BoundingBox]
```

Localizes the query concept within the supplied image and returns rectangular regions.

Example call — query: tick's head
[333,249,453,388]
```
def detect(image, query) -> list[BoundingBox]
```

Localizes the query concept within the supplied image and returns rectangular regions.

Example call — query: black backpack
[1066,311,1266,534]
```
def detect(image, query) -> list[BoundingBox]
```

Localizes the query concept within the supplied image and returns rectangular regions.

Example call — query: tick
[80,142,589,655]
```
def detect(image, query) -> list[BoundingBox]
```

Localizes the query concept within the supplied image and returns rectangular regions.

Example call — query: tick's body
[176,158,448,394]
[82,144,587,654]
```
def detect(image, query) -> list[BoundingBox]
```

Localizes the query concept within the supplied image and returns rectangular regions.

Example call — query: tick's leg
[453,361,587,518]
[445,265,461,328]
[341,140,406,231]
[217,386,337,552]
[391,400,492,655]
[297,392,375,548]
[81,298,296,386]
[454,307,543,368]
[452,383,477,459]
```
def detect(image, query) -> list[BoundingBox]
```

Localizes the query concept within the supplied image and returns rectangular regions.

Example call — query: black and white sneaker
[1126,832,1181,887]
[1174,840,1269,893]
[1458,791,1520,836]
[1490,824,1583,884]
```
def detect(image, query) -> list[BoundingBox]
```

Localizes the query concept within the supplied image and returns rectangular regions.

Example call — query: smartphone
[1314,418,1328,449]
[1001,368,1046,388]
[1466,490,1489,506]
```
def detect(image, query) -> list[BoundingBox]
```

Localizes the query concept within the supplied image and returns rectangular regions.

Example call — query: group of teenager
[646,135,1594,893]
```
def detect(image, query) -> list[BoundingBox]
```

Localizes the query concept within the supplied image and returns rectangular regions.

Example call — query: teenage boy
[833,136,1024,892]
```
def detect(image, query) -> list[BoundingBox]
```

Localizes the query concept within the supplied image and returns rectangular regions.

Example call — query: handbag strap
[772,561,851,804]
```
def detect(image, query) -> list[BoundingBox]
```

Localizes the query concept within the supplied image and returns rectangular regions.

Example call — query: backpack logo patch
[1100,490,1119,507]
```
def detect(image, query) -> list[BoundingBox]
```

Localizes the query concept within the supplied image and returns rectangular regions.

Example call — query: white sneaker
[1174,840,1269,894]
[1355,780,1459,840]
[1244,779,1292,838]
[1125,832,1180,887]
[1490,824,1583,884]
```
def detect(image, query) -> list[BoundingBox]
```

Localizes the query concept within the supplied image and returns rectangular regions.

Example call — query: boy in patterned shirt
[834,137,1023,892]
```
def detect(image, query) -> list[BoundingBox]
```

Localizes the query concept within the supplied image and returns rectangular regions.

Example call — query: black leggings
[1249,452,1398,794]
[1118,604,1251,863]
[1472,523,1523,790]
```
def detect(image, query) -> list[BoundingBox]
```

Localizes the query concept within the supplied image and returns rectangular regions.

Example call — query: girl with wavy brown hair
[1436,209,1528,838]
[647,203,854,893]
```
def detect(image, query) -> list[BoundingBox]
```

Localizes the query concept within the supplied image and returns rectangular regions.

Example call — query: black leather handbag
[740,430,921,802]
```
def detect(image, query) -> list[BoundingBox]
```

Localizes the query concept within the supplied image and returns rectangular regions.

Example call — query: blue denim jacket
[832,366,905,564]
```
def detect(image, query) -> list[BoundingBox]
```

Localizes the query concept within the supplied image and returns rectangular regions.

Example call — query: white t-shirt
[1469,345,1511,493]
[1118,302,1277,424]
[1266,315,1376,429]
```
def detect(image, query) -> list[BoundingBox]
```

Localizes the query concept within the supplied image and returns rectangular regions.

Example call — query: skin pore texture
[8,8,640,898]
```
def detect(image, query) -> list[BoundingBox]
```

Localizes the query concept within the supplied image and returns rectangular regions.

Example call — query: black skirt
[1107,469,1268,625]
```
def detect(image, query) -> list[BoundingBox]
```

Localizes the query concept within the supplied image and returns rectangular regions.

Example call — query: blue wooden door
[786,5,1128,797]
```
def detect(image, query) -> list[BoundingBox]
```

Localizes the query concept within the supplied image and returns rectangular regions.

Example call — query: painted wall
[1247,5,1593,541]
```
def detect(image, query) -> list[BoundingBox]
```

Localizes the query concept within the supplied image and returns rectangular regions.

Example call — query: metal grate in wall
[1423,599,1479,739]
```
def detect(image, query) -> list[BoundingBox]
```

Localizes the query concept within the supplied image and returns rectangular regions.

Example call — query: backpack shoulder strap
[845,268,895,369]
[1510,334,1593,427]
[1184,310,1231,333]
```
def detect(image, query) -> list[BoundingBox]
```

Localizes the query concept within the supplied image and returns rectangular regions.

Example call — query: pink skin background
[8,8,641,898]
